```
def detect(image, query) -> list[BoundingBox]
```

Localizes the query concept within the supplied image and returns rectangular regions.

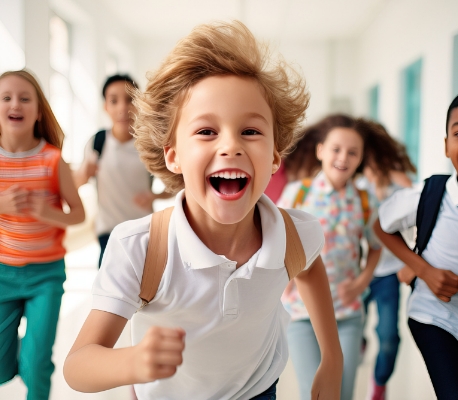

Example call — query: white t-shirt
[92,191,324,400]
[379,172,458,339]
[84,130,153,235]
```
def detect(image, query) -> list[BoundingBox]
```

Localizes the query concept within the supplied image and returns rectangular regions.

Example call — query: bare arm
[295,256,343,399]
[373,218,458,302]
[337,246,381,307]
[28,158,85,227]
[64,310,185,392]
[72,157,97,189]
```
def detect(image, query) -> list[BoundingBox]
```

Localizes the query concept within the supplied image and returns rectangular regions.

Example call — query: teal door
[402,59,422,170]
[369,85,379,121]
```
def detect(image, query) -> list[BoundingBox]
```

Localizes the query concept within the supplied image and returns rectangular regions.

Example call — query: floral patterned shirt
[277,171,380,320]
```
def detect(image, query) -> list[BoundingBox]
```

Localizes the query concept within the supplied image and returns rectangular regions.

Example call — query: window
[401,59,422,171]
[49,15,74,162]
[368,85,379,121]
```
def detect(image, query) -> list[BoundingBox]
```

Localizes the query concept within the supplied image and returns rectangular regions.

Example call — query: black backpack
[410,174,450,289]
[93,129,107,157]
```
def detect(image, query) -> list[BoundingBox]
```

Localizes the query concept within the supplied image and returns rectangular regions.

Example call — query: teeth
[210,171,248,179]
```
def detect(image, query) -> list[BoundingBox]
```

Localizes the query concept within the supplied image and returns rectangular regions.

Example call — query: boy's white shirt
[92,190,324,400]
[379,171,458,339]
[84,130,153,235]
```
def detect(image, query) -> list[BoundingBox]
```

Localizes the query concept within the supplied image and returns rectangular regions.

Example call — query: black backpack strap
[93,130,107,157]
[410,174,450,290]
[415,174,450,256]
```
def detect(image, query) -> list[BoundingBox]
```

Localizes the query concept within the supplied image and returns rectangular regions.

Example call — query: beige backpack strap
[139,206,174,308]
[278,208,307,280]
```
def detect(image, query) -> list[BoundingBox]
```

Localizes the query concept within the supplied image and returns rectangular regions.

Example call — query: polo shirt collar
[174,190,286,270]
[446,170,458,207]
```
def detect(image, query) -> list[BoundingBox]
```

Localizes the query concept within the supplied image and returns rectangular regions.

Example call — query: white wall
[355,0,458,178]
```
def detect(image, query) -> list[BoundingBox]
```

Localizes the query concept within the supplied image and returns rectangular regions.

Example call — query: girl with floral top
[277,115,382,400]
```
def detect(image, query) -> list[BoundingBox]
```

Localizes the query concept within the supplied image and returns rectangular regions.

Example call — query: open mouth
[208,170,249,196]
[334,165,348,171]
[8,115,24,121]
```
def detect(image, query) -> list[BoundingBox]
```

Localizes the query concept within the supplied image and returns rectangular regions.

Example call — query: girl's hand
[337,277,364,307]
[397,265,416,285]
[0,185,28,215]
[311,359,342,399]
[27,193,52,221]
[131,326,185,383]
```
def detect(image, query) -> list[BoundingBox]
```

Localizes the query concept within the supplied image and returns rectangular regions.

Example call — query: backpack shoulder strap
[357,189,370,225]
[139,206,174,307]
[293,178,313,208]
[415,174,450,256]
[278,208,307,280]
[93,130,107,157]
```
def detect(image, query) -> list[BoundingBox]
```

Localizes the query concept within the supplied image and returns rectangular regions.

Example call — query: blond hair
[0,70,65,149]
[133,21,309,193]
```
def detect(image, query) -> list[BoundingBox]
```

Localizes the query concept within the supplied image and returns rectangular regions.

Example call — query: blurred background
[0,0,457,399]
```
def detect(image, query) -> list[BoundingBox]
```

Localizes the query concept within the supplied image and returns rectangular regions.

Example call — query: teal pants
[0,260,66,400]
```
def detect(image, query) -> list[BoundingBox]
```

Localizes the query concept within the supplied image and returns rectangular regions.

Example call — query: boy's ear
[445,137,450,158]
[316,143,323,161]
[164,146,181,174]
[272,149,281,174]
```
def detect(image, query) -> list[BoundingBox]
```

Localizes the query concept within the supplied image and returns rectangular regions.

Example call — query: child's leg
[338,315,364,400]
[0,300,23,384]
[408,318,458,400]
[19,260,66,400]
[287,319,321,400]
[372,274,400,385]
[0,263,26,384]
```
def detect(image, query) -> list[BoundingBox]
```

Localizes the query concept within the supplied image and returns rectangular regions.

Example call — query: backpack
[292,178,371,225]
[138,206,307,308]
[93,130,107,157]
[409,174,450,289]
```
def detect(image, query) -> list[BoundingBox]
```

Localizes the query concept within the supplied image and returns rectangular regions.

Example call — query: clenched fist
[131,326,186,383]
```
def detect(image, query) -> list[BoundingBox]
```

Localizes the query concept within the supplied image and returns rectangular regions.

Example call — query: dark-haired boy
[74,74,171,267]
[374,95,458,400]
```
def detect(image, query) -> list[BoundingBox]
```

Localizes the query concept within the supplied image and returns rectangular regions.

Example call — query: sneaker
[366,378,386,400]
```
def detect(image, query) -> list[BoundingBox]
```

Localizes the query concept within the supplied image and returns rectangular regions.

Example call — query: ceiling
[98,0,390,43]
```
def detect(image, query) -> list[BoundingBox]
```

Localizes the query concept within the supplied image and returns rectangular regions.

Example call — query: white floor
[0,240,436,400]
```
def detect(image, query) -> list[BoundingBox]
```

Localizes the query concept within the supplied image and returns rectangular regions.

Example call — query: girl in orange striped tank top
[0,70,85,400]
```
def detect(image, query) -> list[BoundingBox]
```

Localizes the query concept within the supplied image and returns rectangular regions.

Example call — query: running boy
[64,21,343,400]
[73,74,171,267]
[373,95,458,400]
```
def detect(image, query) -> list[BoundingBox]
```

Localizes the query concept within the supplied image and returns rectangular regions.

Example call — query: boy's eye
[197,129,216,136]
[242,129,261,136]
[2,96,11,101]
[333,148,339,153]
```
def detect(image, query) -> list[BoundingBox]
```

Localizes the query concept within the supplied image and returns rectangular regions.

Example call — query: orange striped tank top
[0,139,66,266]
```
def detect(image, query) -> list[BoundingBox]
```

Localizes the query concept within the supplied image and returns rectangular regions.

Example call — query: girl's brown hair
[361,120,416,183]
[0,70,65,149]
[133,20,310,193]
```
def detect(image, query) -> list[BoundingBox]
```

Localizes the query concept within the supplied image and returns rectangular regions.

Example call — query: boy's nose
[218,133,244,157]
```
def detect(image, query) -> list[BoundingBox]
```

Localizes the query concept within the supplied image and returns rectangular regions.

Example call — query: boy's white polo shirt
[379,171,458,339]
[92,190,324,400]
